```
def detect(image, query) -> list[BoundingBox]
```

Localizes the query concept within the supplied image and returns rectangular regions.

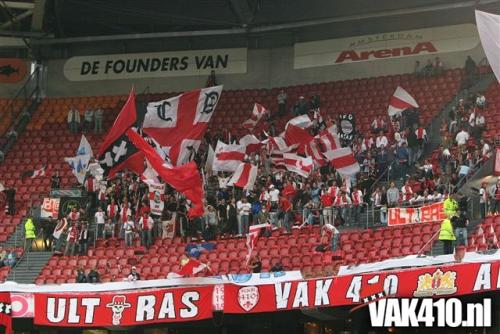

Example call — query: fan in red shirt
[321,187,334,225]
[279,195,293,233]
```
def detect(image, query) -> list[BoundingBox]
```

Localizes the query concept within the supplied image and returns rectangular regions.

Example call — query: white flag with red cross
[143,85,223,166]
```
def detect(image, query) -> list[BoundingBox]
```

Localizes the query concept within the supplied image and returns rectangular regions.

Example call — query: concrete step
[6,251,52,284]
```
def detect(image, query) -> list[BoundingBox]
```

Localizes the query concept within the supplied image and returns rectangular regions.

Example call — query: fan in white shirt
[375,132,388,148]
[455,130,469,146]
[268,185,280,202]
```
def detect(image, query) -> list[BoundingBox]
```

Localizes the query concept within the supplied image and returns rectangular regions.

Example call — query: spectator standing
[479,182,489,219]
[94,206,106,239]
[106,199,119,238]
[489,179,500,214]
[396,142,410,180]
[473,111,486,142]
[439,217,455,255]
[78,223,89,255]
[386,182,400,208]
[139,214,154,248]
[279,195,292,233]
[248,255,262,273]
[51,171,61,190]
[433,57,444,76]
[83,107,94,132]
[67,106,80,134]
[277,90,287,116]
[455,128,470,147]
[236,197,251,236]
[453,213,468,246]
[65,223,79,256]
[24,216,36,251]
[226,198,238,235]
[206,70,217,87]
[53,218,68,254]
[443,193,459,218]
[94,107,104,134]
[124,215,135,247]
[375,131,388,149]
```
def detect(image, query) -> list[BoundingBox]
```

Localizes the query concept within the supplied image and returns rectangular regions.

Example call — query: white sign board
[294,24,479,68]
[64,48,247,81]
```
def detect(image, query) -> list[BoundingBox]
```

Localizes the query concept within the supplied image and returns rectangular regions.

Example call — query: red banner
[388,202,445,226]
[224,261,500,314]
[34,286,213,327]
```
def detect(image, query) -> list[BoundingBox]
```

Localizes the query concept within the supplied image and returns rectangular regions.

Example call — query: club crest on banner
[237,286,259,312]
[413,269,457,297]
[106,295,131,326]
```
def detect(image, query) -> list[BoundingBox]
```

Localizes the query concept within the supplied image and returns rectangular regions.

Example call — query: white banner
[40,198,60,219]
[64,48,247,81]
[148,182,165,216]
[294,24,479,68]
[476,10,500,83]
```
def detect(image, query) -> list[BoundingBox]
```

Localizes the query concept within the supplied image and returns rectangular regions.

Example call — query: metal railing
[417,228,441,257]
[0,67,40,135]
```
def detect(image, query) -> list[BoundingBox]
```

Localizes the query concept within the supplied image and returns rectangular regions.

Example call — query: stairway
[6,251,52,283]
[2,221,26,249]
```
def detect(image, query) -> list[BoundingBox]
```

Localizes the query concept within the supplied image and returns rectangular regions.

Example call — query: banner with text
[223,260,499,314]
[64,48,247,81]
[40,198,60,219]
[388,202,445,226]
[294,24,479,68]
[34,285,213,327]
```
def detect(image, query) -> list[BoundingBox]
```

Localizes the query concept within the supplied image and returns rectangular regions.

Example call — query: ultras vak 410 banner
[388,202,446,226]
[34,285,214,327]
[223,261,499,313]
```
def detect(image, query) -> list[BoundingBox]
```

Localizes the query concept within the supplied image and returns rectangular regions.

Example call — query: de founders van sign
[63,48,247,81]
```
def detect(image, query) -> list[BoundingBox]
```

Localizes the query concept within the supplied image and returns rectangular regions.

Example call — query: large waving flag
[387,86,419,117]
[142,85,223,166]
[239,134,262,154]
[323,147,360,176]
[476,10,500,83]
[126,128,204,218]
[64,154,91,184]
[226,162,258,190]
[76,134,93,157]
[97,89,144,177]
[246,223,271,263]
[242,103,268,130]
[212,141,246,172]
[283,153,313,178]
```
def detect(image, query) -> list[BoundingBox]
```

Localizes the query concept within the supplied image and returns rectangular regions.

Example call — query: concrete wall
[18,42,487,98]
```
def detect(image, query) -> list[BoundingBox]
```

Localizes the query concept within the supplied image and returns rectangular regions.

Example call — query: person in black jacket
[87,266,100,283]
[76,266,87,283]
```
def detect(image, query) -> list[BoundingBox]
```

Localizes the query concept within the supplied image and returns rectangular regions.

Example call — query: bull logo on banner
[237,286,259,312]
[106,295,131,326]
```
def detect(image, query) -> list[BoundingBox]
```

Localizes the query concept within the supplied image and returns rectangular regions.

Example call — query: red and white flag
[246,223,271,262]
[387,86,419,117]
[286,115,313,129]
[242,103,268,130]
[323,147,360,176]
[284,116,314,154]
[142,85,223,166]
[173,258,208,277]
[126,128,204,218]
[239,134,262,154]
[212,141,246,172]
[269,151,287,170]
[265,135,290,152]
[319,126,341,151]
[305,139,326,166]
[283,153,313,178]
[226,162,258,190]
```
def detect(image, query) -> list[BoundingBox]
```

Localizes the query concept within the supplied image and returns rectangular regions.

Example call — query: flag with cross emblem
[0,292,12,334]
[97,89,145,177]
[142,85,223,166]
